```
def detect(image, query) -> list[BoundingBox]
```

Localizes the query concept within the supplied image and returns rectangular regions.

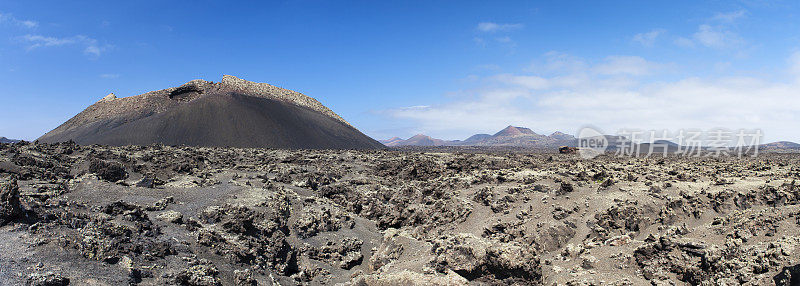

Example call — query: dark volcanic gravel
[1,142,799,285]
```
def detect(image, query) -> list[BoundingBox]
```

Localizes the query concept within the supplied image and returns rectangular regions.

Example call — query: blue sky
[1,1,799,142]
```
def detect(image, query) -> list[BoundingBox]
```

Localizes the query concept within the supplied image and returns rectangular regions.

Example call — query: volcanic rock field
[1,142,800,285]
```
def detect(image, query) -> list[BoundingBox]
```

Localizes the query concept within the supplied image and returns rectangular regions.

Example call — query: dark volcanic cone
[38,75,384,149]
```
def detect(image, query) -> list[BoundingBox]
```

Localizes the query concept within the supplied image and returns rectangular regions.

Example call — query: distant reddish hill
[477,126,576,147]
[760,141,800,149]
[493,126,537,137]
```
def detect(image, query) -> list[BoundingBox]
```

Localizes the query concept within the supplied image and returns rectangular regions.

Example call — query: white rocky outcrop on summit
[99,93,116,102]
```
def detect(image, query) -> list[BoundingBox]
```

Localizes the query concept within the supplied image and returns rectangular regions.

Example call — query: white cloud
[473,37,486,47]
[22,34,76,47]
[530,53,659,77]
[532,51,588,74]
[84,44,102,56]
[21,34,108,57]
[99,73,120,79]
[674,37,695,48]
[496,36,512,43]
[594,56,659,76]
[693,24,742,48]
[382,53,800,142]
[633,29,665,47]
[473,64,501,72]
[474,22,522,49]
[0,12,38,28]
[674,24,743,49]
[674,11,747,50]
[712,10,747,23]
[494,74,550,90]
[494,36,516,49]
[18,20,37,28]
[476,22,523,32]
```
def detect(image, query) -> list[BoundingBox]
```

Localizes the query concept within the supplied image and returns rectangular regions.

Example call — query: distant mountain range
[380,126,800,151]
[0,137,21,144]
[380,126,577,148]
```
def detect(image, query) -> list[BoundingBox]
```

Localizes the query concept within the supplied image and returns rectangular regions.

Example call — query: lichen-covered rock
[589,200,652,240]
[156,210,183,224]
[197,200,296,275]
[349,270,468,286]
[299,237,363,270]
[634,235,800,285]
[88,159,127,182]
[26,271,70,286]
[293,205,353,238]
[174,258,220,286]
[431,233,541,284]
[233,269,258,286]
[53,201,174,264]
[369,229,406,271]
[3,141,800,285]
[0,179,22,226]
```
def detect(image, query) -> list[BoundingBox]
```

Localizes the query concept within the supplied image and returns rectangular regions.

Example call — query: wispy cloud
[99,73,120,79]
[495,36,516,49]
[474,22,523,50]
[0,12,38,28]
[632,29,665,47]
[594,56,661,76]
[529,51,588,74]
[674,10,746,50]
[22,35,76,47]
[4,11,110,58]
[381,52,800,142]
[694,24,743,48]
[712,10,747,23]
[473,37,486,47]
[474,64,501,72]
[21,34,109,57]
[476,22,523,33]
[496,36,513,43]
[675,24,743,49]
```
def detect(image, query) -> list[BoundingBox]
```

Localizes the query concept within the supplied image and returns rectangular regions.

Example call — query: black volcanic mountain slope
[38,76,384,149]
